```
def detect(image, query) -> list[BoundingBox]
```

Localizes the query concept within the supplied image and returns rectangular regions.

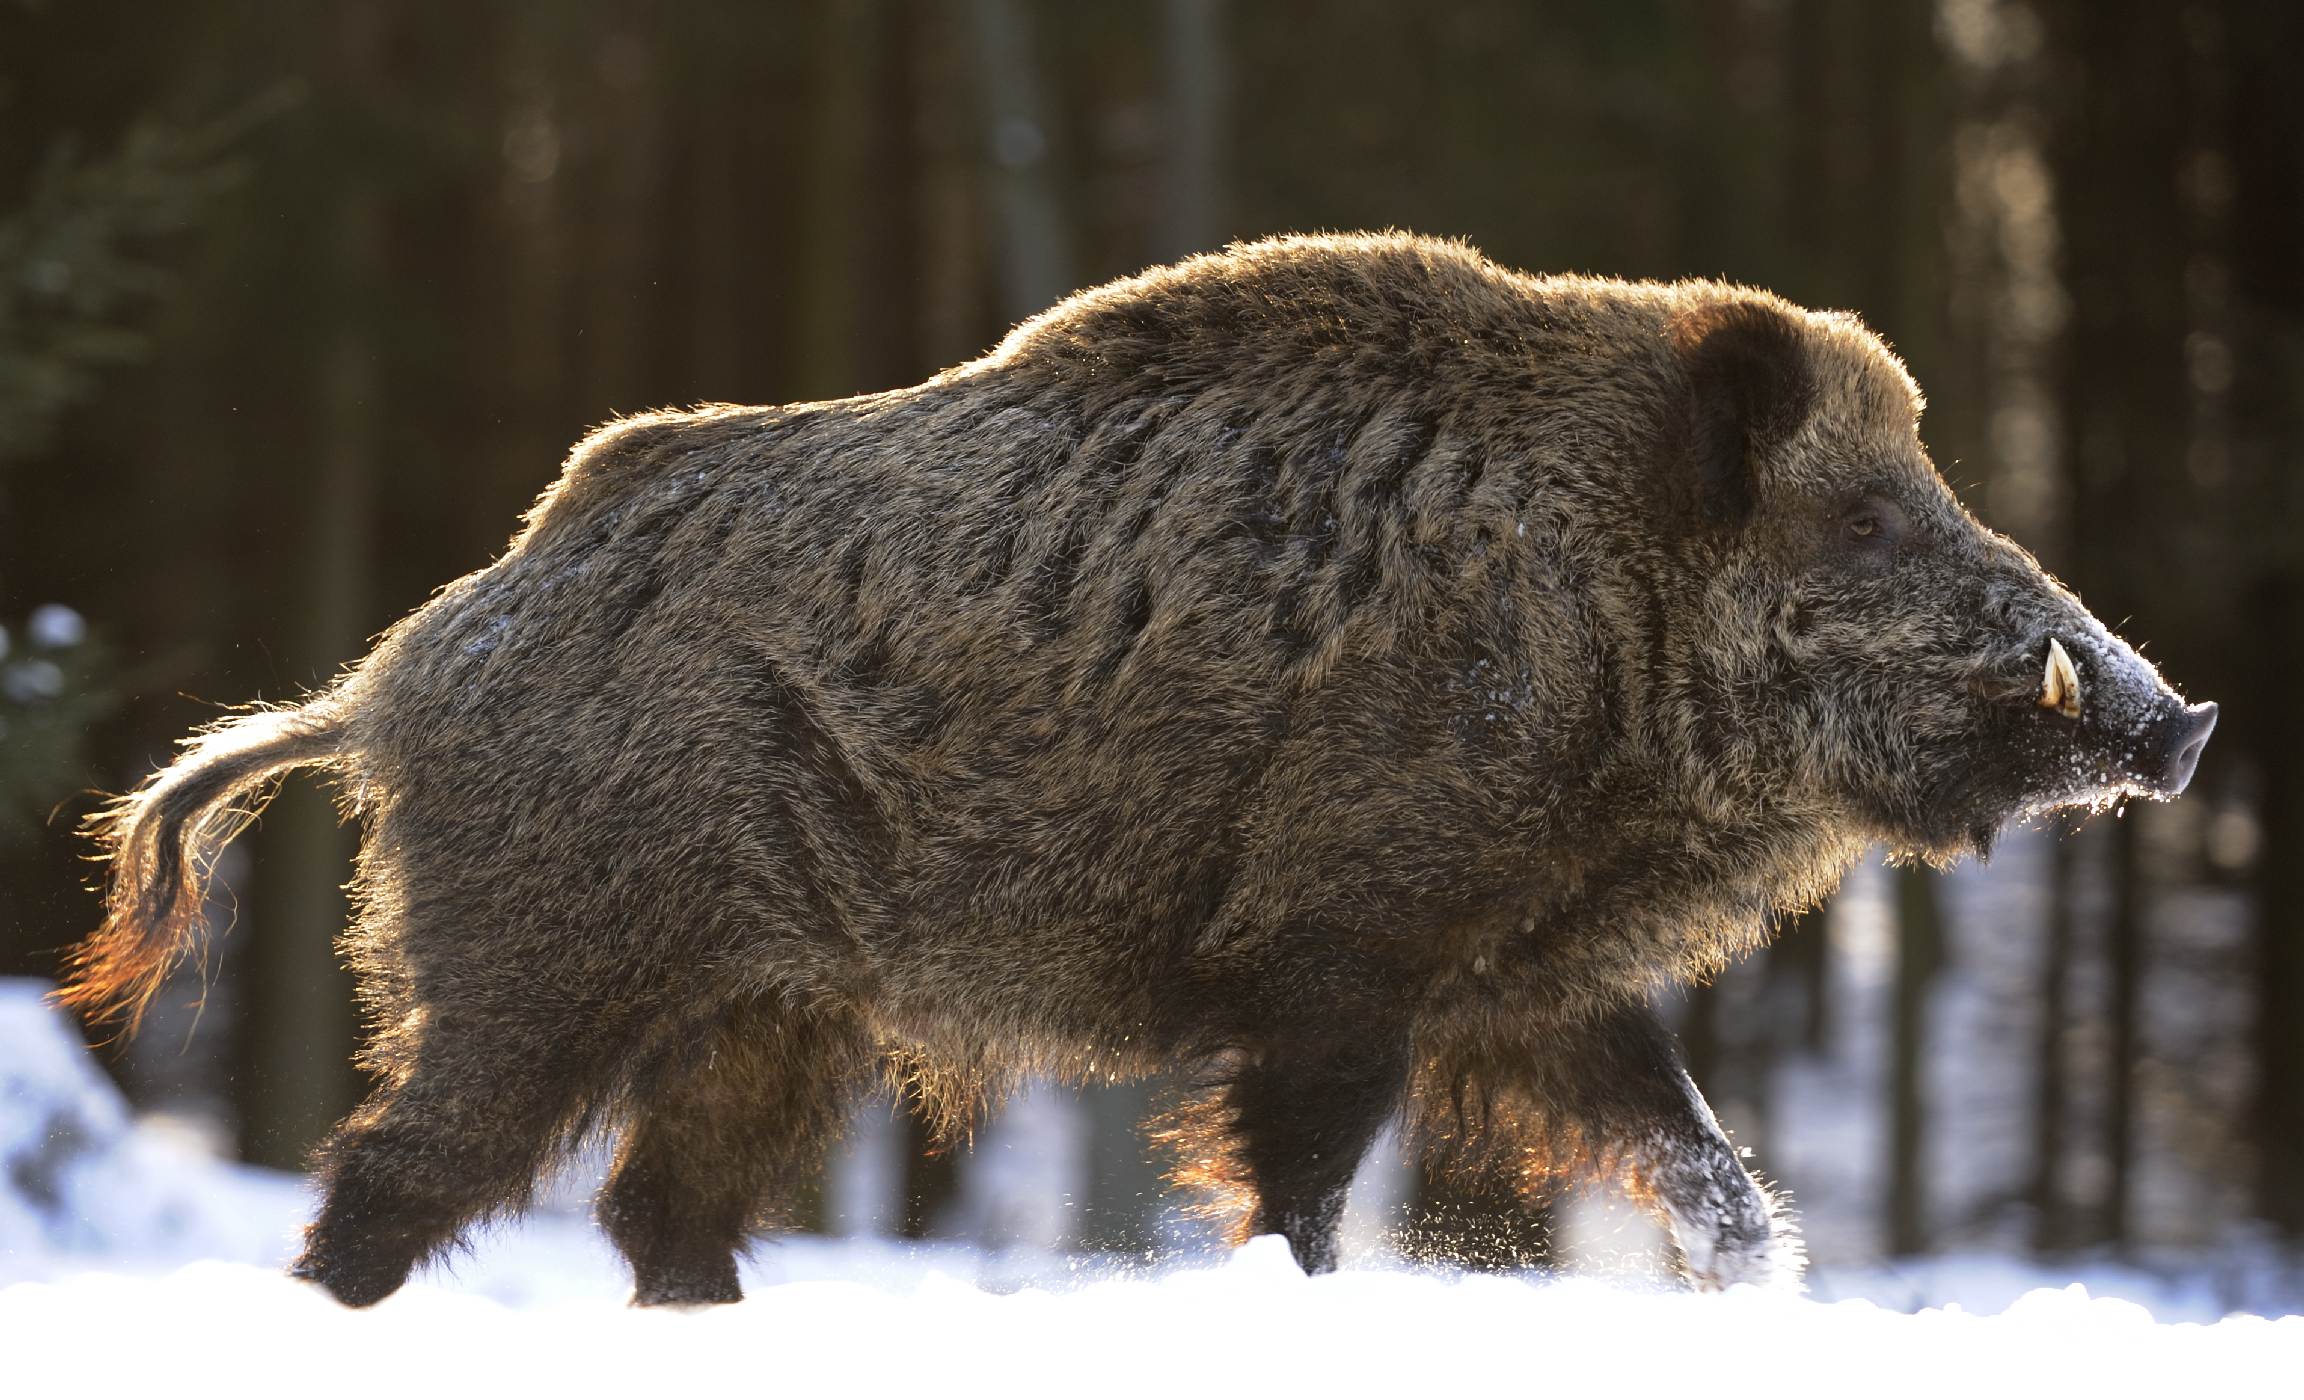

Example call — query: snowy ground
[10,1243,2303,1397]
[6,981,2301,1394]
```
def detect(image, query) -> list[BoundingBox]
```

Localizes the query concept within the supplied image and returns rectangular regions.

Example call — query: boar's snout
[2144,699,2218,797]
[2028,618,2217,804]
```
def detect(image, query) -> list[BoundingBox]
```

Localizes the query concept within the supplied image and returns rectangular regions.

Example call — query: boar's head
[1656,295,2216,863]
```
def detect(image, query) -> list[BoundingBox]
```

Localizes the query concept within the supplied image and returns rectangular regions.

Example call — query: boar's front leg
[1575,1003,1806,1289]
[1593,1005,1801,1290]
[1414,1002,1800,1291]
[1167,1027,1411,1274]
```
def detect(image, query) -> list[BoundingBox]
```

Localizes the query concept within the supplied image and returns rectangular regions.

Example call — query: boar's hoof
[1664,1182,1805,1294]
[288,1251,414,1309]
[631,1265,745,1309]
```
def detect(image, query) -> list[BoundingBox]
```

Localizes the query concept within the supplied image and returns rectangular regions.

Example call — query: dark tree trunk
[2101,814,2144,1245]
[1158,0,1229,263]
[234,4,384,1169]
[1771,910,1832,1056]
[1887,864,1946,1256]
[2248,574,2304,1234]
[2041,0,2194,1249]
[2028,831,2078,1250]
[2217,0,2304,1241]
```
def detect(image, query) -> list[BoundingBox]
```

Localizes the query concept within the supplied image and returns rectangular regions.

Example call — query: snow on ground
[6,980,2302,1395]
[8,1239,2302,1397]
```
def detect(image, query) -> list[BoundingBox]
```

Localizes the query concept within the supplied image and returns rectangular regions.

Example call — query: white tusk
[2040,638,2082,718]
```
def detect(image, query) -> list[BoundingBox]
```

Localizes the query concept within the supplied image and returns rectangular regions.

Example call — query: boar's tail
[56,699,350,1034]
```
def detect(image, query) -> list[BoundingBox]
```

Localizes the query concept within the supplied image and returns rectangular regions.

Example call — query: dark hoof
[288,1251,413,1309]
[631,1264,744,1308]
[631,1282,744,1309]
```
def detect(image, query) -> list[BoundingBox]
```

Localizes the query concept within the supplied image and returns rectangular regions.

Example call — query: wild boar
[60,232,2216,1306]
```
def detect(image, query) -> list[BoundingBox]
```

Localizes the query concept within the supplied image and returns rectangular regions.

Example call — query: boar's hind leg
[1176,1032,1411,1274]
[291,1011,602,1308]
[599,999,868,1307]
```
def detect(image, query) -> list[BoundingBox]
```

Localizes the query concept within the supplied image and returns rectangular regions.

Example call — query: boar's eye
[1834,495,1907,564]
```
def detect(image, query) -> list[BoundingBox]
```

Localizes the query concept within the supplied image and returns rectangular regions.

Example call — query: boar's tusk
[2040,638,2082,718]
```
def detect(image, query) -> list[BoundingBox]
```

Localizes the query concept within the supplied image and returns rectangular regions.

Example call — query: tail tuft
[56,701,347,1033]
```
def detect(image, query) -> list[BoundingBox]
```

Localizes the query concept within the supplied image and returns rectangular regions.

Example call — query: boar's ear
[1666,299,1816,529]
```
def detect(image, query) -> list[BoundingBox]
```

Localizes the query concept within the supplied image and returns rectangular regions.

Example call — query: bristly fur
[63,231,2207,1305]
[60,702,347,1034]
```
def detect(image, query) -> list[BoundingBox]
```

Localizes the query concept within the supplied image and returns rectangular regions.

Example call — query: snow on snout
[2016,609,2202,812]
[2057,613,2182,739]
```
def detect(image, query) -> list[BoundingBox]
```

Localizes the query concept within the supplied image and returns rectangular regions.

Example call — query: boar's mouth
[1899,637,2218,862]
[2013,632,2218,806]
[2015,686,2219,810]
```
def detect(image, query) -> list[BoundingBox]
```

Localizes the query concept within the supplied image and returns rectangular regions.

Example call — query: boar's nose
[2147,701,2218,797]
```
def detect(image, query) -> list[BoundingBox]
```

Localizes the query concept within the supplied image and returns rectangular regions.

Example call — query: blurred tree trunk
[2028,831,2078,1250]
[483,10,568,564]
[858,0,925,394]
[2220,0,2304,1238]
[795,1,875,401]
[2101,813,2144,1243]
[2248,574,2304,1235]
[1768,909,1832,1057]
[579,27,662,415]
[797,0,925,400]
[1937,0,2077,1256]
[234,5,383,1169]
[969,0,1073,315]
[681,81,740,398]
[2043,0,2192,1250]
[1886,865,1945,1255]
[1157,0,1228,262]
